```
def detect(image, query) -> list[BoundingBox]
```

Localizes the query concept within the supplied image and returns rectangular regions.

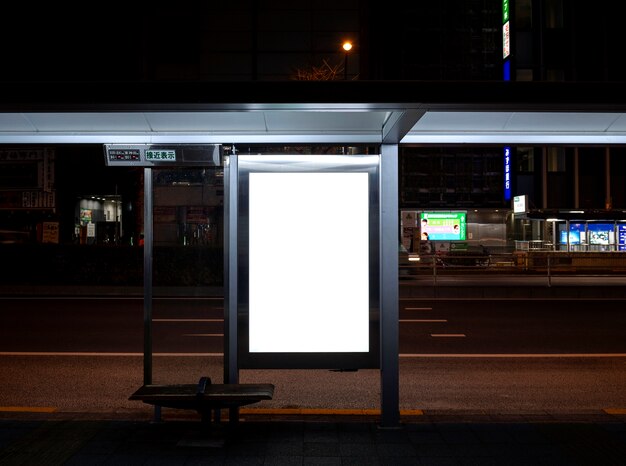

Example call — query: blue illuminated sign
[561,223,583,245]
[588,223,613,245]
[504,146,511,201]
[619,224,626,251]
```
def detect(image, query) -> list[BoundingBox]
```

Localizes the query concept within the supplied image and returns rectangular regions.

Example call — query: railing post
[547,253,552,287]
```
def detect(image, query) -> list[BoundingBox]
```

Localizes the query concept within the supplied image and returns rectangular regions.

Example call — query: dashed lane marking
[0,352,224,357]
[400,319,447,323]
[400,353,626,358]
[153,319,223,322]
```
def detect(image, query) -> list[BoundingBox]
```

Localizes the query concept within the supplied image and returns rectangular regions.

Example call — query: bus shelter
[2,80,626,427]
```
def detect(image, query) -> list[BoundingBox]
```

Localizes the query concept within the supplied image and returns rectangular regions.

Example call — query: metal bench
[130,377,274,424]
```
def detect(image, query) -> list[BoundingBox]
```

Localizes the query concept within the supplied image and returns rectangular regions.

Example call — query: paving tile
[339,442,378,457]
[303,441,340,456]
[408,431,446,444]
[302,457,341,466]
[303,430,339,442]
[376,442,417,457]
[185,456,226,466]
[418,458,461,466]
[265,441,304,456]
[64,453,110,465]
[224,456,263,466]
[263,456,304,466]
[340,457,382,466]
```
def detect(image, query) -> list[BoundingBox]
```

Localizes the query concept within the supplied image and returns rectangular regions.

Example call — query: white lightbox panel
[249,172,369,353]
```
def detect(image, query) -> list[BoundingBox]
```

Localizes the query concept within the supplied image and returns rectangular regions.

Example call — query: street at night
[1,296,625,414]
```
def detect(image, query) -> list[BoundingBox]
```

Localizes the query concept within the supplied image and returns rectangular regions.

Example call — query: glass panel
[151,166,225,385]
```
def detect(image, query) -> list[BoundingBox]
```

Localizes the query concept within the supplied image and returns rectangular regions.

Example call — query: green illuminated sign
[503,0,509,24]
[145,150,176,162]
[420,212,467,241]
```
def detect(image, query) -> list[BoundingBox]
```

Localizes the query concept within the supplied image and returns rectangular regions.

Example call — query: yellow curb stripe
[604,409,626,415]
[238,408,423,416]
[0,406,57,413]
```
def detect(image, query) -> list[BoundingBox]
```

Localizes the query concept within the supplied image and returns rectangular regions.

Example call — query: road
[1,297,626,414]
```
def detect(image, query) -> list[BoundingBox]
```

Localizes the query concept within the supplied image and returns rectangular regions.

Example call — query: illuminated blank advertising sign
[238,155,380,369]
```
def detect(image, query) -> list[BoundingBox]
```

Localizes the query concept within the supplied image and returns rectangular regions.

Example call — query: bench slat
[129,383,274,410]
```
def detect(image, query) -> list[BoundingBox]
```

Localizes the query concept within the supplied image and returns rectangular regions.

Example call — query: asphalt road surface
[1,297,626,414]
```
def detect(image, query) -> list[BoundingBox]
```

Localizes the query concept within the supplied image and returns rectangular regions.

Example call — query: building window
[546,69,565,81]
[517,147,535,172]
[516,0,532,29]
[545,0,564,29]
[516,69,534,81]
[547,147,566,172]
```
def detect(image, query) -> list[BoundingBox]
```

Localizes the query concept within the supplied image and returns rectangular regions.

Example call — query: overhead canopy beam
[382,109,425,144]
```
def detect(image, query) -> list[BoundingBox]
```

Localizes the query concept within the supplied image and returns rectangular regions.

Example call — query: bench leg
[229,407,239,424]
[153,405,162,423]
[200,409,212,425]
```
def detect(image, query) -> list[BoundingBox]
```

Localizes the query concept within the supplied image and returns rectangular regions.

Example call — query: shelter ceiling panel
[25,113,151,132]
[504,112,621,132]
[0,113,36,131]
[263,111,390,133]
[145,112,267,132]
[412,112,513,131]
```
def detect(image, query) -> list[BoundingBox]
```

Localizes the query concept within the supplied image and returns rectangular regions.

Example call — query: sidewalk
[1,410,626,465]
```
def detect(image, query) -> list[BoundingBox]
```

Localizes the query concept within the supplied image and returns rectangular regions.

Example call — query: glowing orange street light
[342,41,353,80]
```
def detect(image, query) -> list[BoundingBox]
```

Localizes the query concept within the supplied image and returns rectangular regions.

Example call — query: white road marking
[153,319,223,322]
[0,296,223,301]
[400,319,447,323]
[0,352,223,357]
[2,351,626,358]
[400,353,626,358]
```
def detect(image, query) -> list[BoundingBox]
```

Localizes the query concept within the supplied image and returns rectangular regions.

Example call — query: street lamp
[342,41,352,80]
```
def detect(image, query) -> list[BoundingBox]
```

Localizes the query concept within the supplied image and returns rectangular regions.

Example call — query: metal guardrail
[400,250,626,287]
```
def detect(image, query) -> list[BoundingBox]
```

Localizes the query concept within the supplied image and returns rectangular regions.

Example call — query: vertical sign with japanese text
[503,0,511,77]
[504,146,512,201]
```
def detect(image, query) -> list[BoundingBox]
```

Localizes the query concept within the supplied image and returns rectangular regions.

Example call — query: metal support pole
[380,144,400,428]
[143,168,159,421]
[224,153,240,422]
[574,148,579,209]
[605,147,611,209]
[143,168,153,386]
[541,147,548,209]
